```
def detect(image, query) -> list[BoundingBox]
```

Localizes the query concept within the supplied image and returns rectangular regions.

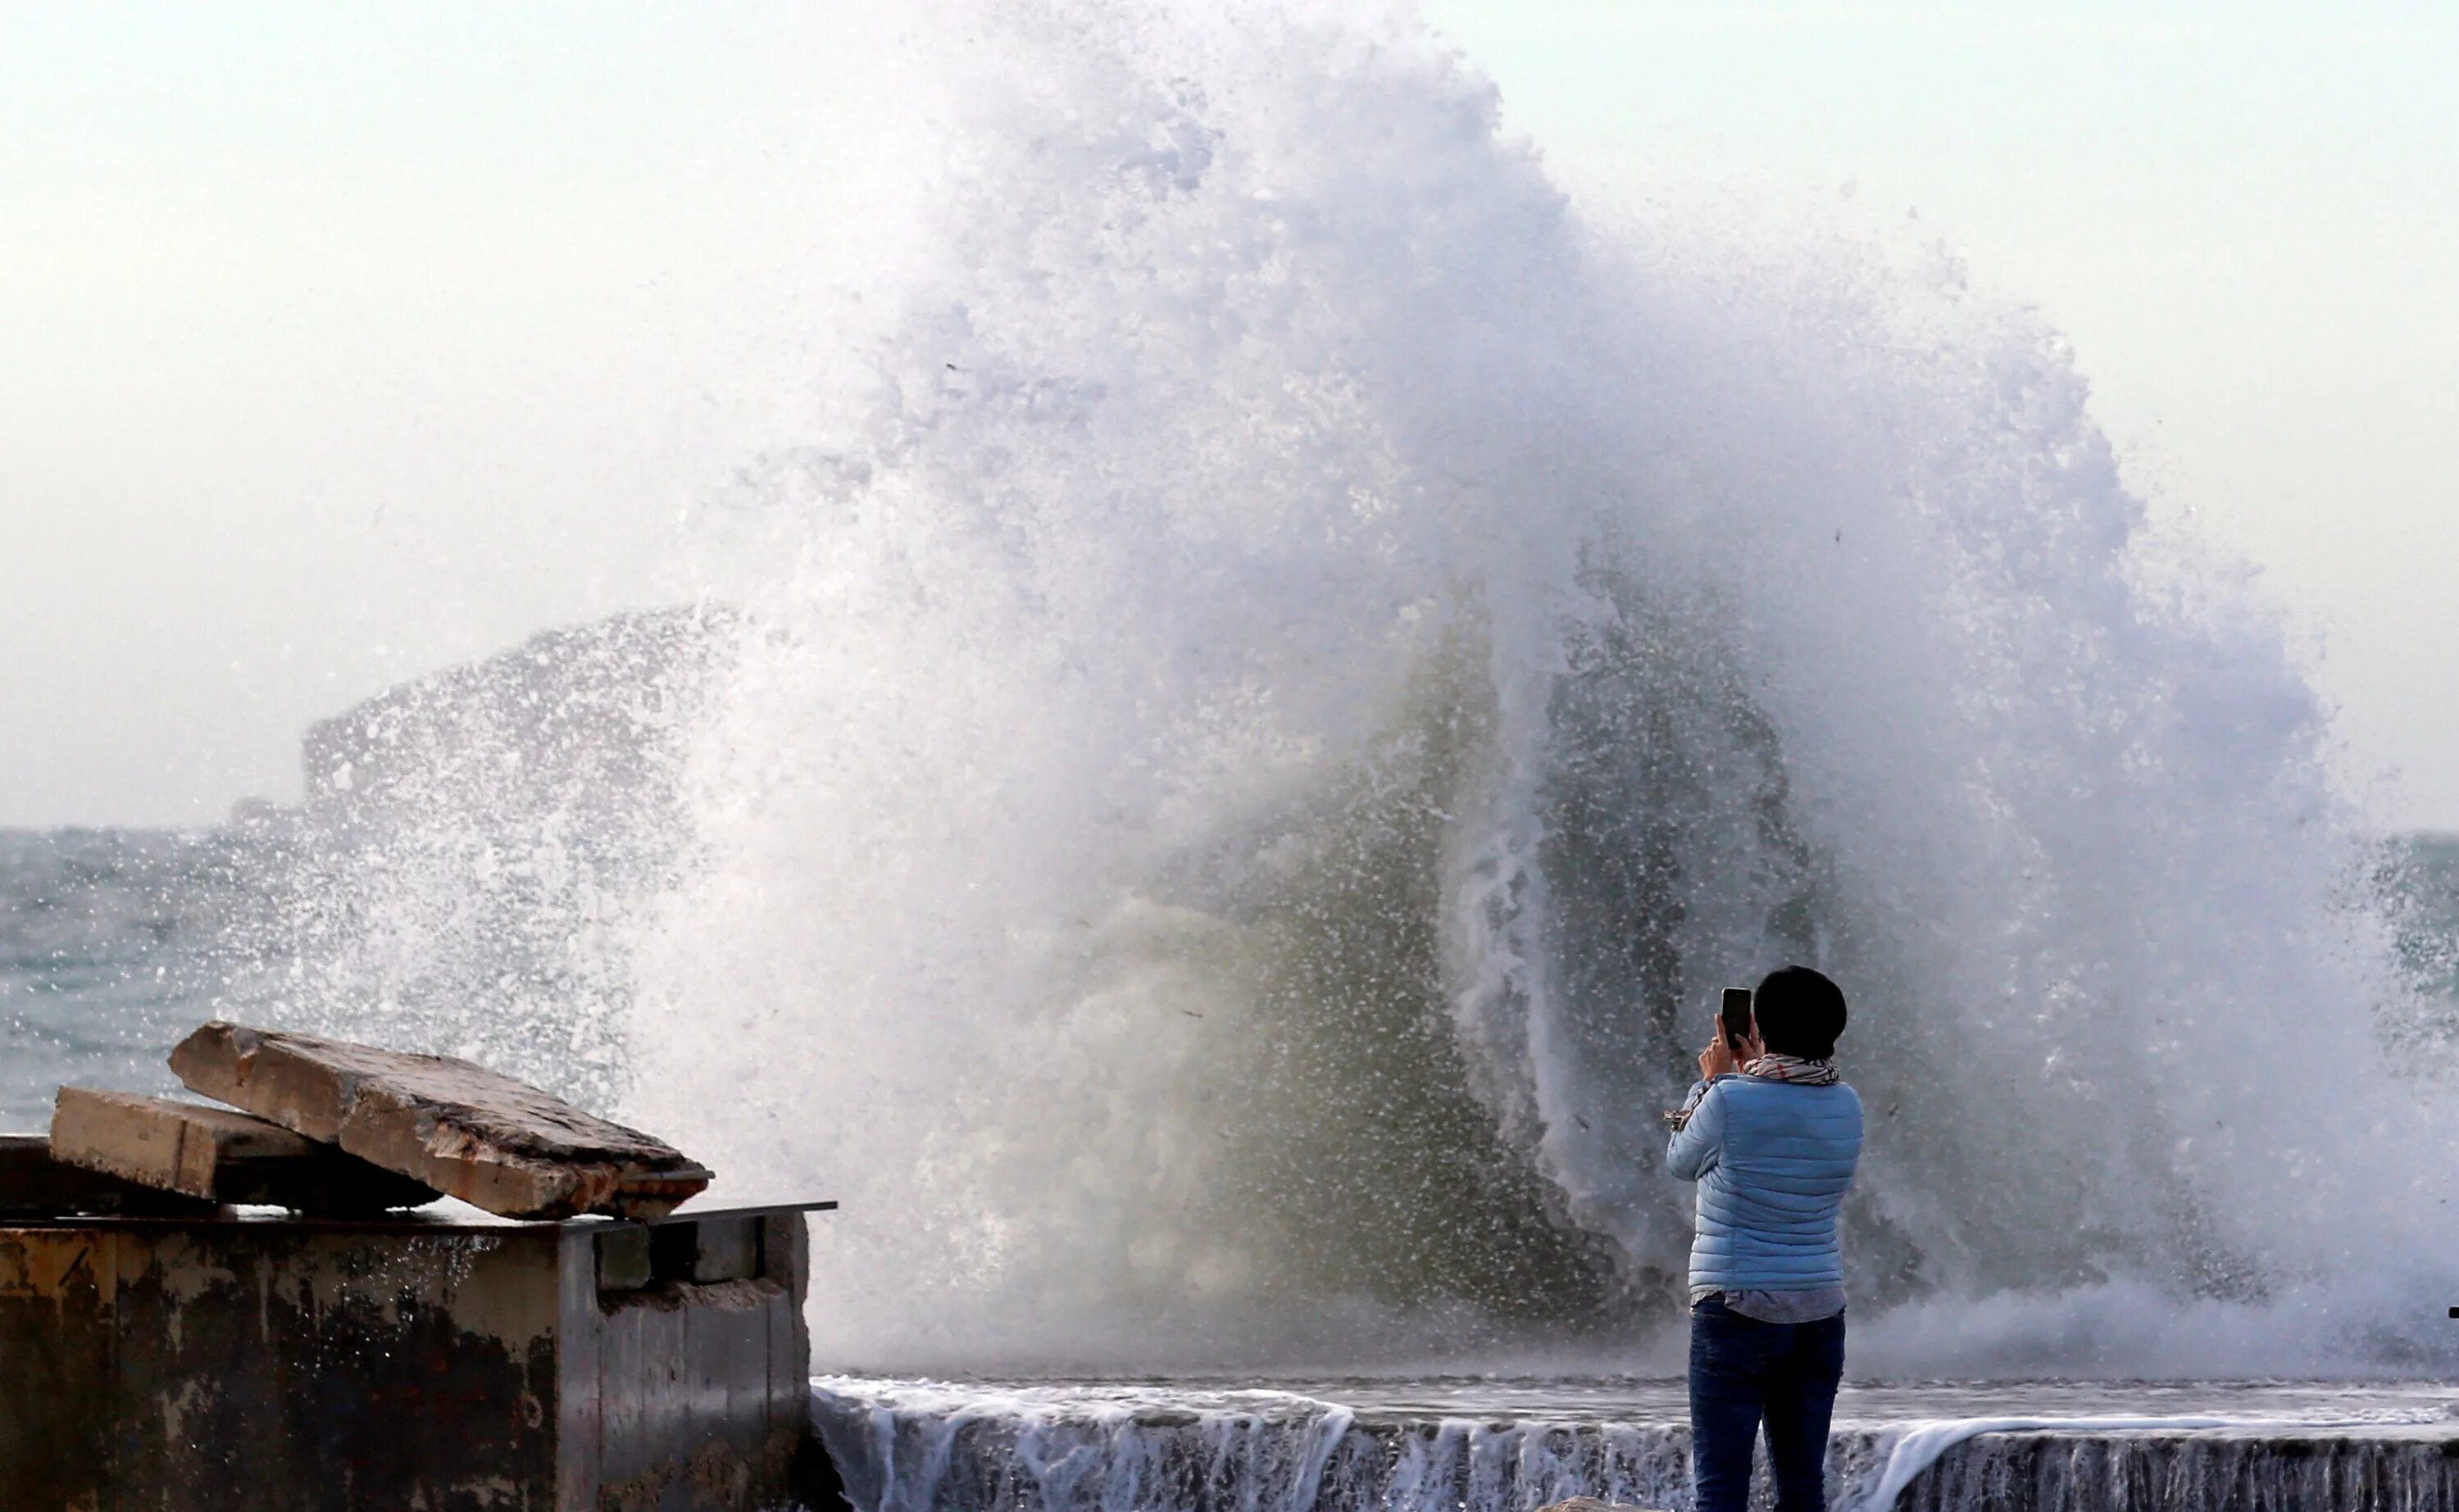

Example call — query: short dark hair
[1753,965,1848,1058]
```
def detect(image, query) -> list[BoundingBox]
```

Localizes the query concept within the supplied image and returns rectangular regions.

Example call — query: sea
[0,824,289,1128]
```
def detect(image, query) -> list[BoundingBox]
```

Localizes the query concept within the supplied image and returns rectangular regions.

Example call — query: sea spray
[244,0,2458,1374]
[220,610,721,1108]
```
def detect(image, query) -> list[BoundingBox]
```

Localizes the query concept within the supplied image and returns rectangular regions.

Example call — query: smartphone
[1720,987,1754,1048]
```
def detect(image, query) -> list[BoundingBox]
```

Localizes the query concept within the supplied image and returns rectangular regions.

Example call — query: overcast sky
[3,2,2454,829]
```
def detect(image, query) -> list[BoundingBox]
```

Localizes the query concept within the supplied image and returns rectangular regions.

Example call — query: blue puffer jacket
[1665,1074,1864,1292]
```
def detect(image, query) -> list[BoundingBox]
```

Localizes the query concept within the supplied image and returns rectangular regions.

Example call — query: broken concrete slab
[50,1087,439,1214]
[169,1022,712,1219]
[0,1134,219,1218]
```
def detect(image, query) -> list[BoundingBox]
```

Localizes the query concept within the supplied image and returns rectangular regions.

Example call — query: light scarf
[1739,1052,1840,1086]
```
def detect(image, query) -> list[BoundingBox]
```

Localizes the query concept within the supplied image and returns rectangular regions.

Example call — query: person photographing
[1664,965,1864,1512]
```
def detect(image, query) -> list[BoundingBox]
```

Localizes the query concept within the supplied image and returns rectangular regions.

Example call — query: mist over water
[211,0,2459,1375]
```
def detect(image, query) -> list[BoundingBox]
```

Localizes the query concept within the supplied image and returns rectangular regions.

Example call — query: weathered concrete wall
[0,1208,817,1511]
[564,1213,814,1511]
[2,1218,562,1509]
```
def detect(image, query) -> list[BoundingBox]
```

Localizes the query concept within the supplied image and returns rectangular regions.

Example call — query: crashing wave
[264,0,2458,1375]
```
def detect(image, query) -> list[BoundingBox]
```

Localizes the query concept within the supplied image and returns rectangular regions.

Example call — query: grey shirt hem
[1689,1285,1848,1324]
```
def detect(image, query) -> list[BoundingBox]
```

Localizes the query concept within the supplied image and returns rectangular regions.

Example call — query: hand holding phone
[1698,987,1761,1083]
[1720,987,1755,1051]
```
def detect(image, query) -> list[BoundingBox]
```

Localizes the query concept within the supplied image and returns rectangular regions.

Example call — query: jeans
[1688,1293,1846,1512]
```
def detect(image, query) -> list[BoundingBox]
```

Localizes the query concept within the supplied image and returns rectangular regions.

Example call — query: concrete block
[761,1208,811,1286]
[169,1021,712,1219]
[596,1224,653,1293]
[0,1134,216,1218]
[50,1087,439,1213]
[657,1215,757,1283]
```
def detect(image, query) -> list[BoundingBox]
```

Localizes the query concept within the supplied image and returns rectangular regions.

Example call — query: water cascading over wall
[260,0,2459,1376]
[806,1380,2459,1512]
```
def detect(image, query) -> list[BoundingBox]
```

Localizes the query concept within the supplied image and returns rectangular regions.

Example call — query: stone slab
[50,1087,440,1214]
[0,1134,217,1218]
[169,1021,712,1219]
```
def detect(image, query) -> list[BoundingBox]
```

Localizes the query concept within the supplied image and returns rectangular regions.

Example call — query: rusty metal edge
[609,1196,839,1230]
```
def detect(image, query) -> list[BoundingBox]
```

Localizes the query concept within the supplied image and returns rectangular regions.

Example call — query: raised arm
[1666,1078,1727,1182]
